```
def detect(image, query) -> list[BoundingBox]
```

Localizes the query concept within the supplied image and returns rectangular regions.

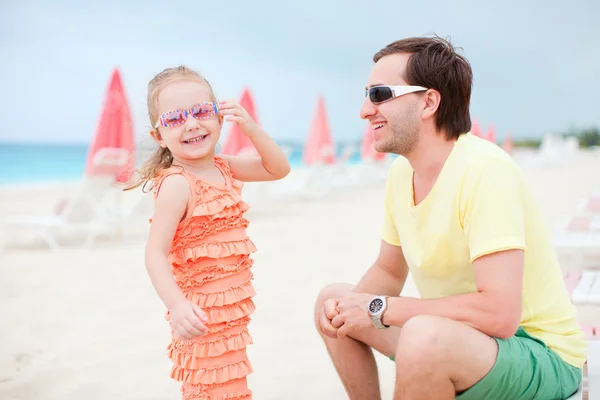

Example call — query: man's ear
[421,89,441,120]
[149,129,167,148]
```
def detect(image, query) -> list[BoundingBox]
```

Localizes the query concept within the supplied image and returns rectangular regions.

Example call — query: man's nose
[360,96,376,120]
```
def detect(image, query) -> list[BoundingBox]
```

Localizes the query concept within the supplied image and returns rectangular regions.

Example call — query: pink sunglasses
[154,102,219,128]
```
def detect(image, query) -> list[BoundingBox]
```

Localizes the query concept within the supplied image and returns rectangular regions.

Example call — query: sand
[0,149,598,399]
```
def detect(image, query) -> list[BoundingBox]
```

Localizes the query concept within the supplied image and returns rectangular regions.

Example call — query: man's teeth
[372,122,386,130]
[185,135,208,143]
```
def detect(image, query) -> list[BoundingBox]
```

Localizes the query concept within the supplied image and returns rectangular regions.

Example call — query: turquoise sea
[0,142,363,185]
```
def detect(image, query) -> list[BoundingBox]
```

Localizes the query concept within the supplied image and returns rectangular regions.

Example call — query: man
[314,36,587,400]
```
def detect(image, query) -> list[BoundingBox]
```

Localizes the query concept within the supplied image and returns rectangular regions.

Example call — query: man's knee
[313,283,353,326]
[314,283,353,308]
[395,315,500,393]
[395,315,451,364]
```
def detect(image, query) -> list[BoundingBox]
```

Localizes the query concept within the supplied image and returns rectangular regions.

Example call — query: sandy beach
[1,149,599,400]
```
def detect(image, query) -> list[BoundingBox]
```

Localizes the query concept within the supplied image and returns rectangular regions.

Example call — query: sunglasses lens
[369,87,393,103]
[191,103,216,119]
[162,110,187,126]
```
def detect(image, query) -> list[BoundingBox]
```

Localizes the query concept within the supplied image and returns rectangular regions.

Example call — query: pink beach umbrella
[221,87,259,156]
[471,119,482,138]
[486,124,496,144]
[361,123,386,161]
[85,68,135,183]
[303,95,335,165]
[502,132,514,155]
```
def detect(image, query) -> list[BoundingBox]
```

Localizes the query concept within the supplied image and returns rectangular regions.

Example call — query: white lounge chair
[293,144,340,199]
[566,340,600,399]
[553,214,600,268]
[0,147,130,251]
[589,340,600,399]
[575,193,600,218]
[0,176,119,251]
[564,270,600,399]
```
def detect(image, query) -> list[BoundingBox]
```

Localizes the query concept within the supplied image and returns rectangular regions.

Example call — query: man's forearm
[353,263,407,297]
[383,292,520,339]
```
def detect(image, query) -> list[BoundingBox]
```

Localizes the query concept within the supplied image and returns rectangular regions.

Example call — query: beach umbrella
[303,95,335,165]
[486,123,496,144]
[361,123,386,161]
[221,87,259,156]
[471,119,482,137]
[502,132,514,155]
[85,68,134,183]
[471,119,481,137]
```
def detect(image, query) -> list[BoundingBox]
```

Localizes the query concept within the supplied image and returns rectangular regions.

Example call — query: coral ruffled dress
[152,156,256,400]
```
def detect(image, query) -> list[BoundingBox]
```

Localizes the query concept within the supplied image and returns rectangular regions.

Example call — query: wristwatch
[367,295,390,329]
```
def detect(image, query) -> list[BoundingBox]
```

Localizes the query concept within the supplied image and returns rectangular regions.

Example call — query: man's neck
[406,132,457,184]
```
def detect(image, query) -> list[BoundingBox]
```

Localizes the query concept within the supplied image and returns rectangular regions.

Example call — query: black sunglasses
[365,85,428,104]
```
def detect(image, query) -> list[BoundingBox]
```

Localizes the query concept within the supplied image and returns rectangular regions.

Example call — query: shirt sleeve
[460,158,527,263]
[380,167,402,246]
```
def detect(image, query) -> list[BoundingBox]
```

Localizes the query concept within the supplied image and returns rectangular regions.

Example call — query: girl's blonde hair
[125,65,218,192]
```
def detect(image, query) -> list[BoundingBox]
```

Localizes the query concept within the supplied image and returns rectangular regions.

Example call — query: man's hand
[317,298,340,338]
[331,293,374,338]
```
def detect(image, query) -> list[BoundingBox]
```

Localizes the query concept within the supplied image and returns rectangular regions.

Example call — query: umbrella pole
[116,187,122,240]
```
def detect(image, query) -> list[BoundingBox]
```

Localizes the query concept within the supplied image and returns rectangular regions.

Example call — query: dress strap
[214,156,233,189]
[214,155,245,196]
[152,166,196,217]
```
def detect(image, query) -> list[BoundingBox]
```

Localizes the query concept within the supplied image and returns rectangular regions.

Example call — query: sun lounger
[563,270,600,399]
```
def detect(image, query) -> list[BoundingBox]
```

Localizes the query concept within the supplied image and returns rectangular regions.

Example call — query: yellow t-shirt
[381,133,587,368]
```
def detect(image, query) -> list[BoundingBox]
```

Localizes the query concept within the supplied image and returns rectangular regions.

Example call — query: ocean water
[0,142,363,186]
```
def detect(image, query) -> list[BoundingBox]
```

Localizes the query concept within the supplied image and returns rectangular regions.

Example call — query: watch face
[369,298,384,314]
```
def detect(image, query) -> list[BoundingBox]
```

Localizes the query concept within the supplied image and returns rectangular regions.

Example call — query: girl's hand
[169,300,209,340]
[218,99,261,137]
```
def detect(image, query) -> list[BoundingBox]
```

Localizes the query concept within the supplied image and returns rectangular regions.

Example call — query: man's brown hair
[374,35,473,140]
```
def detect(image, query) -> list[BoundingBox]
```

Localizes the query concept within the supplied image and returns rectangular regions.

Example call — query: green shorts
[390,327,582,400]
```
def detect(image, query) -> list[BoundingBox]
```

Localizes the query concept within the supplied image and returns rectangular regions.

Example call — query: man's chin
[374,141,390,154]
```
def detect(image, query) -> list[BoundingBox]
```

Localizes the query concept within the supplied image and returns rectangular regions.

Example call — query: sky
[2,0,599,145]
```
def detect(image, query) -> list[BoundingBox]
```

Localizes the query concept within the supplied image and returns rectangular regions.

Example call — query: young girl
[128,66,290,400]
